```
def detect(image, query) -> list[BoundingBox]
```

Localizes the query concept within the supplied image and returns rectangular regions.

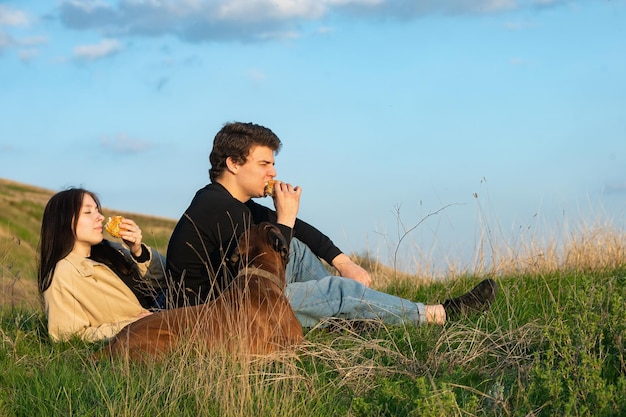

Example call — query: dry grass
[470,220,626,277]
[81,317,412,416]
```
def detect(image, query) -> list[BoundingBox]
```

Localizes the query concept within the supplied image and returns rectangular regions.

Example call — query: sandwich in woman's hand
[104,216,123,238]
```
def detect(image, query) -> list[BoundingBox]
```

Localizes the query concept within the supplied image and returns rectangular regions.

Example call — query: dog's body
[98,222,303,360]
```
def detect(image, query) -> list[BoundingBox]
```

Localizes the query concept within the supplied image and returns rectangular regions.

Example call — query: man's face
[237,145,277,198]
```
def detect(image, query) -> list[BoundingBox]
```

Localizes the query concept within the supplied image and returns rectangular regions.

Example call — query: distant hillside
[0,178,177,309]
[0,178,408,310]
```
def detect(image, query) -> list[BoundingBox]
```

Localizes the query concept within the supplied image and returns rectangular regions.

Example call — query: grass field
[1,178,625,416]
[2,266,626,416]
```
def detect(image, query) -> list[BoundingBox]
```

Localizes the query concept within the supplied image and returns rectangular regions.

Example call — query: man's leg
[284,239,497,327]
[285,275,427,328]
[285,238,333,284]
[285,238,425,327]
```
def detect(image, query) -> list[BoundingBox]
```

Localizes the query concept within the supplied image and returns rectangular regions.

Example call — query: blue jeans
[284,239,427,328]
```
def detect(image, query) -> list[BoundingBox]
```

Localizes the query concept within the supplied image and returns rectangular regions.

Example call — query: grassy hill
[1,178,626,415]
[0,178,406,310]
[0,178,177,309]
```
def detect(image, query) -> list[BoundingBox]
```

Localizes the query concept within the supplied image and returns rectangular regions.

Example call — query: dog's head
[230,222,290,272]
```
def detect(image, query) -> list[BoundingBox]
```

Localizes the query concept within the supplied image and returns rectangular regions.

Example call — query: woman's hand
[119,218,144,257]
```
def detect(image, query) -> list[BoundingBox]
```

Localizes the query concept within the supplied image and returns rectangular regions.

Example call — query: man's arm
[247,197,372,286]
[331,253,372,287]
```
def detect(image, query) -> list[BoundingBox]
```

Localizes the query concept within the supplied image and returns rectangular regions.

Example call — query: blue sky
[1,0,625,274]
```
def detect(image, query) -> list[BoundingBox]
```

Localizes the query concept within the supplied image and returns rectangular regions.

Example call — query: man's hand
[332,253,372,287]
[273,181,301,228]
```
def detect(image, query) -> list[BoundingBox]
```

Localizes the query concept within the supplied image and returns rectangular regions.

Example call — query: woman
[38,188,166,342]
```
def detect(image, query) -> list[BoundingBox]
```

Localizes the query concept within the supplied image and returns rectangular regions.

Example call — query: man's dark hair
[209,122,282,182]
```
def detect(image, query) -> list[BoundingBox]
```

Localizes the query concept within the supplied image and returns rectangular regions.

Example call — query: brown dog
[97,222,303,360]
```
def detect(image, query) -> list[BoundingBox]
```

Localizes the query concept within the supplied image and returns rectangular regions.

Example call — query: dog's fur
[96,222,303,360]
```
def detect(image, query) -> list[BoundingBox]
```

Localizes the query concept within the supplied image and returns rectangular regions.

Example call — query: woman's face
[73,194,105,254]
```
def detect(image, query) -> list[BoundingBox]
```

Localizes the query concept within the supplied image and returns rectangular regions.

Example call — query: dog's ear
[229,245,241,266]
[231,229,252,266]
[269,228,289,263]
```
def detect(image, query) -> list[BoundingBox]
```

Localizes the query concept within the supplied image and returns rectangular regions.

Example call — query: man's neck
[215,178,247,202]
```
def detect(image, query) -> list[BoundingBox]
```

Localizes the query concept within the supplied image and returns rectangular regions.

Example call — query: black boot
[443,279,498,321]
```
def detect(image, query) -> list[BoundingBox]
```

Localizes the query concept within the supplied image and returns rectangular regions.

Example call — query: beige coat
[43,243,166,342]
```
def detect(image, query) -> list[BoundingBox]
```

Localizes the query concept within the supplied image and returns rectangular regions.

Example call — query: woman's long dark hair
[38,188,95,293]
[37,188,154,308]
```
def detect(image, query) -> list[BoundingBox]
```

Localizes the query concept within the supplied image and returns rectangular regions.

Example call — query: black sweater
[166,182,342,306]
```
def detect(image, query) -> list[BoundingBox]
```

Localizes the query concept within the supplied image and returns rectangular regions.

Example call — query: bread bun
[104,216,123,238]
[264,180,276,197]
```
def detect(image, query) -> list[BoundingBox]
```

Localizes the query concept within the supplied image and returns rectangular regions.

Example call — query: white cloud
[0,6,48,59]
[100,133,152,154]
[0,5,29,27]
[0,31,12,49]
[509,57,528,66]
[532,0,562,6]
[247,69,267,82]
[256,30,300,41]
[73,38,122,60]
[55,0,579,43]
[503,20,537,31]
[484,0,517,12]
[0,5,27,53]
[18,35,48,47]
[317,26,336,35]
[19,48,39,62]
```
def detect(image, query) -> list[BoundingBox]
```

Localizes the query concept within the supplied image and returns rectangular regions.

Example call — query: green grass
[1,269,625,416]
[1,177,625,416]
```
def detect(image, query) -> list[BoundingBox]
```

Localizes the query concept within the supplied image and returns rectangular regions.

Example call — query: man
[166,122,497,327]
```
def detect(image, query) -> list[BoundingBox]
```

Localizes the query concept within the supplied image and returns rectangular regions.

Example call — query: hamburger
[104,215,124,238]
[264,180,276,198]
